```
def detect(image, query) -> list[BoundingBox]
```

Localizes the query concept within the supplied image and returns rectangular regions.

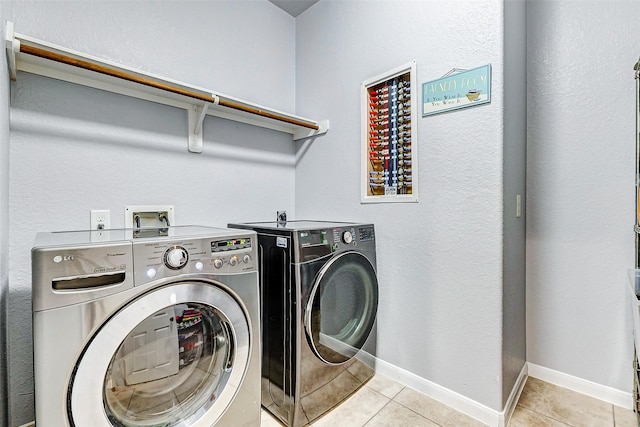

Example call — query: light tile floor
[260,374,639,426]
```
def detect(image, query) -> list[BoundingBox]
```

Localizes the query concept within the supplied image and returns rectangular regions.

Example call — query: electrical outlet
[90,209,111,230]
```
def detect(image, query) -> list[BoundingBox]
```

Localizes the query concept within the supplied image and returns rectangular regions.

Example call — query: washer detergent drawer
[31,242,134,311]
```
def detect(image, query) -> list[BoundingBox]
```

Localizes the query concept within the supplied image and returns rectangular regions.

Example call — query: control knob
[164,246,189,270]
[213,258,223,269]
[341,230,354,244]
[243,254,251,264]
[229,255,238,266]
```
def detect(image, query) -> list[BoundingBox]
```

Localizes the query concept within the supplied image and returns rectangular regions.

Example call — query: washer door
[304,251,378,365]
[69,282,250,427]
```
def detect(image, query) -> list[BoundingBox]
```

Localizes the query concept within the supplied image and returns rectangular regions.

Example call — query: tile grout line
[362,398,393,426]
[515,404,574,427]
[307,384,394,427]
[518,400,617,427]
[363,384,399,426]
[364,382,405,401]
[517,403,574,427]
[358,384,413,427]
[388,393,448,426]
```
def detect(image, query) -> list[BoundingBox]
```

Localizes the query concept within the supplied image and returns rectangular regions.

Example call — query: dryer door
[304,251,379,365]
[68,281,250,427]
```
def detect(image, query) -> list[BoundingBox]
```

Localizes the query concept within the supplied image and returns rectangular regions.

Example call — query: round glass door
[69,282,250,427]
[305,251,378,364]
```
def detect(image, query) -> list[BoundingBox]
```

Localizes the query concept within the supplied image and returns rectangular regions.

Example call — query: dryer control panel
[297,224,376,260]
[133,235,256,286]
[330,224,375,251]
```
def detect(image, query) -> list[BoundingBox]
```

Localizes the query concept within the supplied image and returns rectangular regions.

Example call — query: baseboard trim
[527,362,632,409]
[501,364,528,427]
[368,355,526,427]
[364,356,633,425]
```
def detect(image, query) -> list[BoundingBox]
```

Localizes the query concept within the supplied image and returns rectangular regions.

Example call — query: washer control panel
[211,237,253,270]
[133,234,256,286]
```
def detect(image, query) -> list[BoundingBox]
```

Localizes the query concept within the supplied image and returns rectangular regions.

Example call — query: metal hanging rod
[5,22,328,152]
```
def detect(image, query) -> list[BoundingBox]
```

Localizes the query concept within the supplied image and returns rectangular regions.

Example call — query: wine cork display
[361,62,417,203]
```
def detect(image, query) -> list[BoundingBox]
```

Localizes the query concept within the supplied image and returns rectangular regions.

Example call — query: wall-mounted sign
[422,64,491,116]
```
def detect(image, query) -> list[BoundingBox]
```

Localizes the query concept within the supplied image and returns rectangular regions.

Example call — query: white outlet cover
[90,209,111,230]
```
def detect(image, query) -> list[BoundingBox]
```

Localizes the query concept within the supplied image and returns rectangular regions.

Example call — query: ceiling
[268,0,319,17]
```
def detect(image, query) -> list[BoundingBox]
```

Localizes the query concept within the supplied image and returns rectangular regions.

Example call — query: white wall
[5,1,298,424]
[527,0,638,394]
[295,0,512,411]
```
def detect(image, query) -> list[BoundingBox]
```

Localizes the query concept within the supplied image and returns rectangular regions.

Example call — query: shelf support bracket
[187,97,217,153]
[293,120,330,141]
[4,21,18,80]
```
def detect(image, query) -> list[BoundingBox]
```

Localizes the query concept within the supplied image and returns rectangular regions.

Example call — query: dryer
[31,226,260,427]
[228,220,379,427]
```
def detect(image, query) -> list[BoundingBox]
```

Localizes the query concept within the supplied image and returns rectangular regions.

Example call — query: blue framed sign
[422,64,491,116]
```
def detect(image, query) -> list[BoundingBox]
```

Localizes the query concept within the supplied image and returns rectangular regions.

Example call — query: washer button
[229,255,238,266]
[213,258,223,269]
[243,254,251,264]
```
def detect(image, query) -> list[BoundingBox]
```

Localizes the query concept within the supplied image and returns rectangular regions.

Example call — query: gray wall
[1,4,11,427]
[5,1,298,424]
[502,0,527,407]
[294,0,513,411]
[526,0,638,392]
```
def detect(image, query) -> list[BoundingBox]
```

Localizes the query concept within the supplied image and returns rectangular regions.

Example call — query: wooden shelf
[4,21,329,153]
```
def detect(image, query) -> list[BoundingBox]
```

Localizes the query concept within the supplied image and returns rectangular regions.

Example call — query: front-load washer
[228,220,379,427]
[31,226,260,427]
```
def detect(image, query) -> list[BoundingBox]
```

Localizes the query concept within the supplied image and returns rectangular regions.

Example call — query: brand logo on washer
[53,254,74,263]
[107,252,126,257]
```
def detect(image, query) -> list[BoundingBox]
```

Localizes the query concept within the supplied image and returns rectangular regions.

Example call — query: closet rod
[19,44,320,131]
